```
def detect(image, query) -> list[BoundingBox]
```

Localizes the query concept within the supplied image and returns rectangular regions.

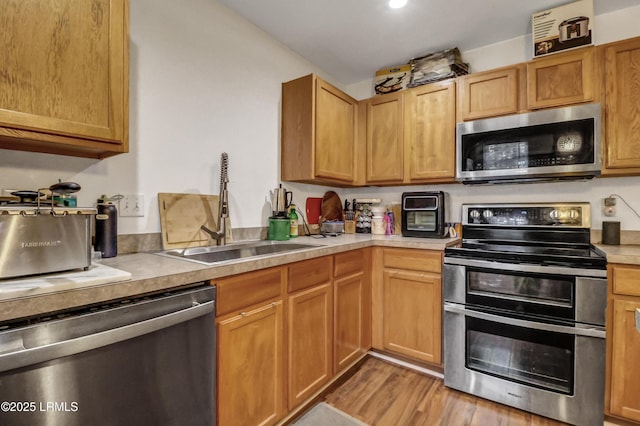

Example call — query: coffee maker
[268,185,292,240]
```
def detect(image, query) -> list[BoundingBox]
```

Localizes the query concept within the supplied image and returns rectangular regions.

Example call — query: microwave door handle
[444,303,605,339]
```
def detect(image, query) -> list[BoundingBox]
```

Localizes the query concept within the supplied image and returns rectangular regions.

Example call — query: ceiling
[217,0,639,85]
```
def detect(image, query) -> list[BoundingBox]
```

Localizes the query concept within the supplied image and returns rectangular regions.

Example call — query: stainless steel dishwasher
[0,284,216,426]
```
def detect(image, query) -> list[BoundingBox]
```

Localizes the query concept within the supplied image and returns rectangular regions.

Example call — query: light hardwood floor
[321,356,567,426]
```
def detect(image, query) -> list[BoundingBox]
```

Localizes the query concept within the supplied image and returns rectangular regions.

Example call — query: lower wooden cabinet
[334,272,366,372]
[373,247,443,366]
[607,264,640,423]
[287,283,333,409]
[217,301,285,426]
[382,269,441,364]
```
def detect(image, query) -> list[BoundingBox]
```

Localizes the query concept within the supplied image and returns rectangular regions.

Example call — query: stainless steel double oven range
[443,203,607,426]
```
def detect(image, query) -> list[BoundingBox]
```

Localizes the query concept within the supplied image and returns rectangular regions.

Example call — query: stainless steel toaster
[0,206,96,280]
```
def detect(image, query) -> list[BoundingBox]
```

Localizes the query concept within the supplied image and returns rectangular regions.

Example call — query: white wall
[0,0,333,234]
[1,2,640,236]
[329,4,640,233]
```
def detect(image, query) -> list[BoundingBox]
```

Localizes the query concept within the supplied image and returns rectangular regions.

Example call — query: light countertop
[595,244,640,266]
[0,234,458,323]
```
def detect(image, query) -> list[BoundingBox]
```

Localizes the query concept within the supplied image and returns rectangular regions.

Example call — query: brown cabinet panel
[289,256,332,293]
[0,0,129,158]
[382,268,442,364]
[281,74,357,185]
[383,247,442,273]
[288,283,333,409]
[609,298,640,422]
[218,301,285,426]
[457,66,523,121]
[334,273,366,373]
[602,37,640,174]
[334,249,366,278]
[404,81,456,182]
[612,264,640,297]
[216,267,285,316]
[365,93,404,183]
[527,47,595,109]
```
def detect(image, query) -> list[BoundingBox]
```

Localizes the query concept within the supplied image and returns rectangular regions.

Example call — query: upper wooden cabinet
[363,81,456,185]
[404,81,456,183]
[457,65,526,121]
[281,74,358,185]
[364,93,405,184]
[601,36,640,175]
[527,47,597,110]
[0,0,129,159]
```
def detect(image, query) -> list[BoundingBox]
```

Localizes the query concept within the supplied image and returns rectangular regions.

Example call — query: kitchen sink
[158,240,323,265]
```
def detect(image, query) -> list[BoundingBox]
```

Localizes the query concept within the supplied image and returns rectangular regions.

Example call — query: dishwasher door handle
[0,300,214,373]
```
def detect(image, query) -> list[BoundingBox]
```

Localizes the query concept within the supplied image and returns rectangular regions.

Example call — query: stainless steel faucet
[201,153,230,246]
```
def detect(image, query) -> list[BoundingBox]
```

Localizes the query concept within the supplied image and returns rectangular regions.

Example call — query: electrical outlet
[119,194,144,217]
[603,196,616,217]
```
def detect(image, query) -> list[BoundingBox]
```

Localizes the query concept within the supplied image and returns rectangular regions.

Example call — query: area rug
[292,402,369,426]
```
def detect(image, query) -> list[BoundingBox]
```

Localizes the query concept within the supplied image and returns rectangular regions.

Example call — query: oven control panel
[463,203,590,227]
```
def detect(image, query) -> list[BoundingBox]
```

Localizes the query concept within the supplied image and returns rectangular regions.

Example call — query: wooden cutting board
[158,193,221,250]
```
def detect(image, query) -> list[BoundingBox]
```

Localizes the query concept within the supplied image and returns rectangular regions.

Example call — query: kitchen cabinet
[363,81,456,185]
[526,46,597,110]
[456,65,526,121]
[364,93,405,184]
[0,0,129,159]
[403,81,456,183]
[281,74,358,185]
[601,36,640,175]
[333,249,371,373]
[287,257,333,409]
[216,267,287,426]
[606,264,640,423]
[372,247,442,365]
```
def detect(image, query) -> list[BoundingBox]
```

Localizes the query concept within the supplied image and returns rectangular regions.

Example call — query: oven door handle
[444,302,605,338]
[443,256,607,278]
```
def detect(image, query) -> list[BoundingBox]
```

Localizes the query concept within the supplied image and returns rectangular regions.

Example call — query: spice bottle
[289,204,299,238]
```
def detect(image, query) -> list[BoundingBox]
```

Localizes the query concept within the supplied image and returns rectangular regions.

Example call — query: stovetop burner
[445,202,606,270]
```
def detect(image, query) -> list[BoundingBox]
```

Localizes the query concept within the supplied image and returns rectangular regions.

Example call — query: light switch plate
[119,194,144,217]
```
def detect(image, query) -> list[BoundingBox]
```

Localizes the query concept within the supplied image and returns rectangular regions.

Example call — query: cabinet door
[288,283,333,409]
[382,269,442,364]
[457,66,521,121]
[610,298,640,422]
[365,93,404,184]
[218,302,285,426]
[315,78,356,182]
[527,47,595,109]
[334,272,366,373]
[404,81,456,182]
[0,0,128,158]
[603,37,640,173]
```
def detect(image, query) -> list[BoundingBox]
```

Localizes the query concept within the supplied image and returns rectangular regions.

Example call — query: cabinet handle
[240,312,247,317]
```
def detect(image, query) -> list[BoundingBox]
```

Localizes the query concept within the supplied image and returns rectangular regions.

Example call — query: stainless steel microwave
[456,103,601,184]
[401,191,447,238]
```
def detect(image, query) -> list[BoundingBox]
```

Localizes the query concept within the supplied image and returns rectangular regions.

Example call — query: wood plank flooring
[321,356,567,426]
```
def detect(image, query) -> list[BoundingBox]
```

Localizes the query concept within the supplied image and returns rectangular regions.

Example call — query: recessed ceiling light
[388,0,407,9]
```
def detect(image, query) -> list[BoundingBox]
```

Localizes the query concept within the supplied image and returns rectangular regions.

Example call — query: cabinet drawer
[383,248,441,273]
[216,267,285,316]
[288,256,332,293]
[612,265,640,297]
[334,249,365,278]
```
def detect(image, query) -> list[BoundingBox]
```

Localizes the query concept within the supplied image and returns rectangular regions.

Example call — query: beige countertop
[0,234,458,323]
[595,244,640,266]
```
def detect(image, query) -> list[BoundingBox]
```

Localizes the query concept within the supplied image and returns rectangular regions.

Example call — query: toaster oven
[401,191,447,238]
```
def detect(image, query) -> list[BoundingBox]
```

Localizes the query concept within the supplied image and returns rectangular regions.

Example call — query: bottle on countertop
[95,195,118,258]
[385,210,395,235]
[289,204,299,238]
